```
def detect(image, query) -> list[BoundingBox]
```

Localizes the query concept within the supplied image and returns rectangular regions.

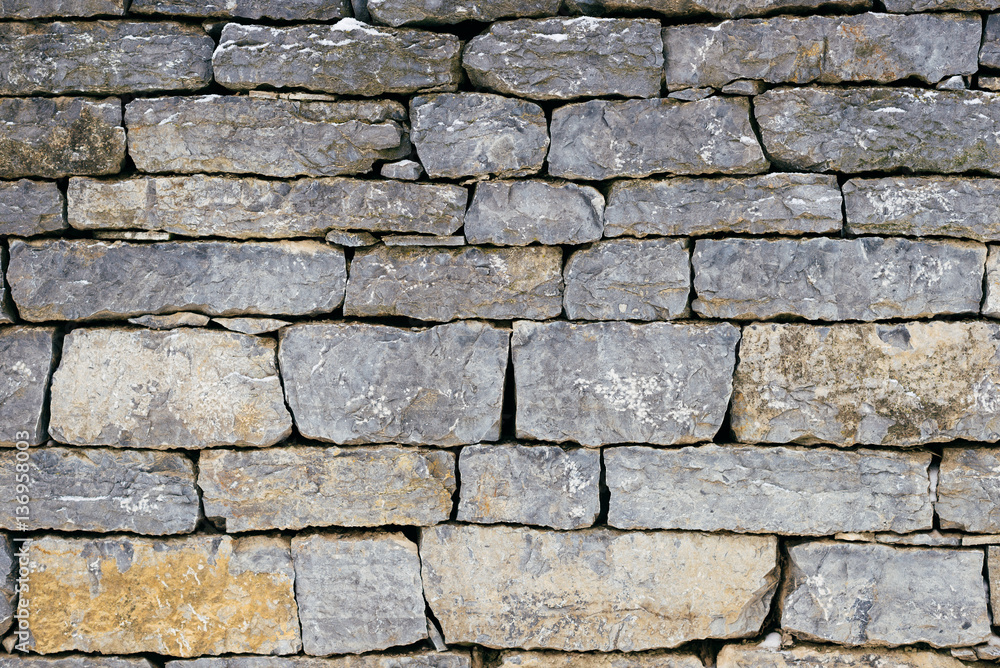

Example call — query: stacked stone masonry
[8,0,1000,666]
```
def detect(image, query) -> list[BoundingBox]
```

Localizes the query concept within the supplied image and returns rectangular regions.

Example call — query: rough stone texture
[664,13,979,90]
[0,97,125,179]
[549,97,768,180]
[782,542,990,648]
[382,160,423,180]
[0,326,57,447]
[606,445,933,535]
[214,21,461,96]
[0,267,13,325]
[126,96,409,178]
[983,15,1000,69]
[199,446,455,531]
[131,0,349,19]
[214,317,290,335]
[604,174,842,237]
[0,534,12,636]
[756,87,1000,175]
[369,0,560,25]
[465,180,604,246]
[410,93,549,178]
[69,176,465,238]
[383,235,466,246]
[513,321,739,447]
[985,247,1000,318]
[0,180,65,236]
[164,653,471,668]
[499,652,703,668]
[279,321,508,446]
[718,644,976,668]
[464,18,663,100]
[0,660,155,668]
[96,230,171,241]
[990,547,1000,619]
[345,245,563,321]
[457,444,600,529]
[887,0,1000,9]
[292,532,427,655]
[563,238,691,321]
[423,525,778,651]
[326,230,378,247]
[0,447,199,534]
[692,237,985,321]
[23,535,301,656]
[0,0,125,17]
[936,448,1000,533]
[844,177,1000,241]
[0,21,213,96]
[128,313,210,330]
[733,321,1000,446]
[8,238,346,321]
[49,328,291,449]
[564,0,870,18]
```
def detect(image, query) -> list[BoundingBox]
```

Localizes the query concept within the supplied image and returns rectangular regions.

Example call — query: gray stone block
[0,0,125,17]
[368,0,560,25]
[0,180,65,236]
[563,0,870,18]
[465,180,604,246]
[0,326,58,446]
[937,448,1000,533]
[130,0,349,19]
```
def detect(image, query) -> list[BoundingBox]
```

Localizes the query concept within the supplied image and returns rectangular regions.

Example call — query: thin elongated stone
[513,321,739,447]
[732,321,1000,446]
[0,97,125,179]
[782,542,990,648]
[163,653,472,668]
[8,239,345,321]
[0,326,58,447]
[131,0,349,19]
[692,237,985,321]
[499,652,702,668]
[422,525,778,651]
[604,174,842,237]
[280,321,508,446]
[1,534,11,635]
[465,180,604,246]
[369,0,560,25]
[126,96,408,178]
[0,447,199,534]
[984,246,1000,317]
[344,245,563,321]
[718,644,977,668]
[564,239,690,321]
[23,535,300,656]
[0,180,65,235]
[607,444,932,535]
[0,0,125,17]
[549,97,768,180]
[936,448,1000,533]
[0,659,155,668]
[49,328,291,449]
[564,0,870,18]
[983,14,1000,69]
[214,21,460,96]
[464,18,663,100]
[755,87,1000,175]
[199,446,455,531]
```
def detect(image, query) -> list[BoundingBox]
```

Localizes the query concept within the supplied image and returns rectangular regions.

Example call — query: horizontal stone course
[368,0,560,25]
[0,326,58,446]
[564,0,869,18]
[163,653,471,668]
[129,0,350,18]
[498,653,703,668]
[0,179,65,236]
[0,0,126,17]
[718,645,975,667]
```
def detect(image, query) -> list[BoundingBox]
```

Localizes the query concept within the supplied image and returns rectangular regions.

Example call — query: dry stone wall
[4,0,1000,667]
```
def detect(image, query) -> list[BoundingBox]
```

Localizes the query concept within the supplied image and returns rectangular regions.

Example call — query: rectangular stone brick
[279,321,508,446]
[344,246,563,321]
[369,0,560,25]
[692,237,984,321]
[937,448,1000,533]
[513,321,739,447]
[422,525,778,651]
[499,652,702,668]
[131,0,349,19]
[199,445,455,531]
[0,0,125,17]
[8,239,345,321]
[0,326,57,447]
[0,180,65,235]
[50,328,292,449]
[718,645,975,668]
[564,0,869,18]
[782,542,990,648]
[607,444,932,535]
[24,535,300,656]
[549,97,768,180]
[733,321,1000,446]
[126,96,408,178]
[0,97,125,178]
[465,180,604,246]
[164,653,472,668]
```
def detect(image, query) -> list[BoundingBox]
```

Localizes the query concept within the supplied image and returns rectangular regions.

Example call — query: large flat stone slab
[564,0,869,18]
[279,321,508,446]
[465,180,604,246]
[718,644,976,668]
[0,180,65,236]
[513,321,739,447]
[937,448,1000,533]
[126,96,408,178]
[549,97,768,180]
[8,239,345,321]
[0,326,57,447]
[344,245,563,321]
[369,0,560,25]
[422,525,778,651]
[130,0,349,19]
[0,0,125,17]
[49,328,291,449]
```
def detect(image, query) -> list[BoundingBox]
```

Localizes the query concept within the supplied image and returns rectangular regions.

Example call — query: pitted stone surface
[936,448,1000,533]
[163,653,472,668]
[718,644,977,668]
[564,0,870,18]
[0,180,65,235]
[0,0,125,17]
[130,0,349,18]
[465,180,604,246]
[0,326,57,447]
[369,0,560,25]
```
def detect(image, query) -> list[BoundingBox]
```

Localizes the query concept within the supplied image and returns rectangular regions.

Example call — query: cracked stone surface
[0,326,58,446]
[936,448,1000,533]
[0,179,65,236]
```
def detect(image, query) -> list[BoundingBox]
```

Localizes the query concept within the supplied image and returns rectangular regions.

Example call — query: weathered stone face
[279,321,508,446]
[0,326,57,447]
[499,652,703,668]
[692,237,985,321]
[214,317,289,335]
[292,532,427,655]
[126,96,409,178]
[464,18,663,100]
[129,0,349,18]
[717,644,975,668]
[457,443,600,529]
[980,246,1000,318]
[163,652,472,668]
[214,21,461,95]
[782,542,991,648]
[604,174,842,237]
[199,445,455,531]
[345,245,563,321]
[410,93,549,178]
[422,525,778,651]
[0,179,65,235]
[564,0,870,18]
[549,97,768,180]
[25,535,300,656]
[0,534,12,636]
[513,321,739,447]
[0,97,125,178]
[607,444,932,535]
[733,321,1000,446]
[564,239,690,321]
[936,448,1000,533]
[465,180,604,246]
[368,0,560,25]
[0,0,126,17]
[128,312,210,330]
[982,14,1000,69]
[0,659,156,668]
[49,328,292,449]
[755,87,1000,174]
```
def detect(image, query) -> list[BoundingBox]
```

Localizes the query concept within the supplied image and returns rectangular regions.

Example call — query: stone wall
[1,0,1000,666]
